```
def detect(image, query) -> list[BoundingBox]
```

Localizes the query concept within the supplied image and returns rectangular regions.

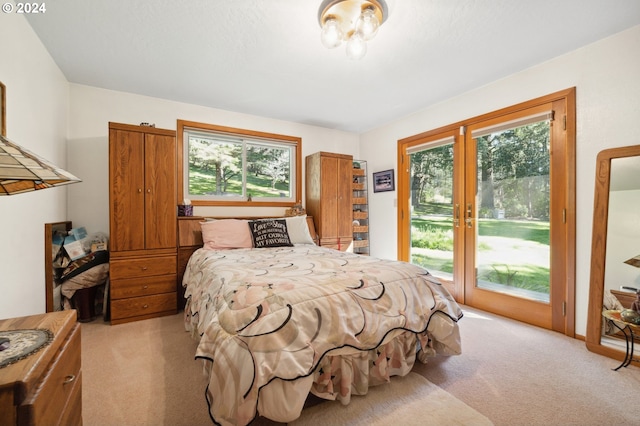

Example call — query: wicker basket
[353,240,369,248]
[353,211,368,220]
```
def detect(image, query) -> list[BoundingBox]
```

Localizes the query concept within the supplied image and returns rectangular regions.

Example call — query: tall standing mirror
[586,144,640,366]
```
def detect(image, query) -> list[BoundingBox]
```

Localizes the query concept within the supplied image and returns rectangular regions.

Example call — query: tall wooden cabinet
[305,151,353,251]
[108,122,178,324]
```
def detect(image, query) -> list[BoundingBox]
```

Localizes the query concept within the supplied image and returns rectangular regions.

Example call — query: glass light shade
[318,0,387,59]
[320,18,344,49]
[624,255,640,268]
[0,134,81,195]
[346,33,367,60]
[356,8,380,40]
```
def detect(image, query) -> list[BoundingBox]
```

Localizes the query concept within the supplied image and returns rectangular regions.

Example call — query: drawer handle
[63,374,76,385]
[143,304,149,309]
[143,285,148,289]
[141,266,148,271]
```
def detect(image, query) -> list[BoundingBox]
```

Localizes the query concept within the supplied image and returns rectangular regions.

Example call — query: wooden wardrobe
[305,151,353,251]
[108,122,178,324]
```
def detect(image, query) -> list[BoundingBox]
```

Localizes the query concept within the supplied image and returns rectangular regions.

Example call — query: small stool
[71,286,98,322]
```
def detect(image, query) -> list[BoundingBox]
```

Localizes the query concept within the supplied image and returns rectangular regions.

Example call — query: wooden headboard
[177,216,317,248]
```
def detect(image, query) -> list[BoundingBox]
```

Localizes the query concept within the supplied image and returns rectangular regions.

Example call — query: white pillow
[285,215,315,245]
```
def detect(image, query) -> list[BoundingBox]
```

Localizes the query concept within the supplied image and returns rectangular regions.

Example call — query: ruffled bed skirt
[208,330,436,424]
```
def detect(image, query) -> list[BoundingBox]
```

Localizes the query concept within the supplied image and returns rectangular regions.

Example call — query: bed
[182,215,463,425]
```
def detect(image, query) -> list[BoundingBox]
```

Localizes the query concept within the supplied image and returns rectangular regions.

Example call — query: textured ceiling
[24,0,640,133]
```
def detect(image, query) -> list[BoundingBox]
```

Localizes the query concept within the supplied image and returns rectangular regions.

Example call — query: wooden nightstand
[0,310,81,425]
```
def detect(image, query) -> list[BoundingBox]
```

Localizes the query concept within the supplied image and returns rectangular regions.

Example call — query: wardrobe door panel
[109,129,145,252]
[337,157,353,239]
[144,133,176,249]
[320,155,339,238]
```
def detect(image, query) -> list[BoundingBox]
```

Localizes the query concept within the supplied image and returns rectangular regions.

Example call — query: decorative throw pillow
[248,219,293,248]
[200,219,253,250]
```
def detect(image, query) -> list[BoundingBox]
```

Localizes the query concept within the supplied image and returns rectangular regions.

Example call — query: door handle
[465,203,473,228]
[454,204,460,228]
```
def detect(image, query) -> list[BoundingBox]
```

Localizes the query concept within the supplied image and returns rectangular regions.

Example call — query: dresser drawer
[110,255,176,280]
[19,324,82,426]
[110,275,176,300]
[57,370,82,426]
[111,293,177,321]
[320,237,352,252]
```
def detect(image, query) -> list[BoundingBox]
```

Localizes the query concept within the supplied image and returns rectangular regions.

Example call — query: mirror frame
[586,144,640,366]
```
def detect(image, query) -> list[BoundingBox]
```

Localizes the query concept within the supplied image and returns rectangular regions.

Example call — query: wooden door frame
[397,128,464,301]
[463,102,556,330]
[397,88,576,336]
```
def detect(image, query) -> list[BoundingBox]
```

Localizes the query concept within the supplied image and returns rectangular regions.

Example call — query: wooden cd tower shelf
[352,160,369,255]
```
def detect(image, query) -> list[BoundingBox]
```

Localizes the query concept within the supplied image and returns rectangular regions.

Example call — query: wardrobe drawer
[111,293,177,321]
[110,275,176,300]
[19,324,82,426]
[110,255,176,280]
[319,237,352,252]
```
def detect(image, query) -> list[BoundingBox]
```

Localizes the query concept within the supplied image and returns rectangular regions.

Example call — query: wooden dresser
[0,310,81,425]
[108,122,178,324]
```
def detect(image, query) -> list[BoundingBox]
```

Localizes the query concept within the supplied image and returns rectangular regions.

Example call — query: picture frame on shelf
[372,169,394,193]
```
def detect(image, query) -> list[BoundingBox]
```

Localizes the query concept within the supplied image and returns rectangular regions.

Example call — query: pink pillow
[200,219,253,250]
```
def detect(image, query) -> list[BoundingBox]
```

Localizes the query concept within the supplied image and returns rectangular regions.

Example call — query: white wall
[66,85,360,237]
[0,11,70,318]
[360,25,640,336]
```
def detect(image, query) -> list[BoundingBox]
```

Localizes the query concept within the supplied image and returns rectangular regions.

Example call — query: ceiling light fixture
[318,0,388,60]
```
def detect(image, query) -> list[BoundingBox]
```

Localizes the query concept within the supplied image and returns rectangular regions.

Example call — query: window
[177,120,302,206]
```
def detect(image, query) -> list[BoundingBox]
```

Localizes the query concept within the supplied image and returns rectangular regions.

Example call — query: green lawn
[189,167,290,197]
[411,213,550,293]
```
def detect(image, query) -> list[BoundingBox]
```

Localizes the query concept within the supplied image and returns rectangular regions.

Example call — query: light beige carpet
[82,309,640,426]
[81,314,492,426]
[291,373,493,426]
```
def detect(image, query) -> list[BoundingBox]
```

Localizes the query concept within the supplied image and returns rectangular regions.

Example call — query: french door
[397,89,575,334]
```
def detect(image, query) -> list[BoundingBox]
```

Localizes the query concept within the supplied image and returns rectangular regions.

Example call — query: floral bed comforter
[183,245,463,425]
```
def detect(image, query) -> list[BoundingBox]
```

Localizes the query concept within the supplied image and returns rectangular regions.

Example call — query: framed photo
[373,169,395,193]
[0,81,5,136]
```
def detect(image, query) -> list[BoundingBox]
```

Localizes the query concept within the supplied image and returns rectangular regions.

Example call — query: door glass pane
[409,143,454,281]
[475,119,550,302]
